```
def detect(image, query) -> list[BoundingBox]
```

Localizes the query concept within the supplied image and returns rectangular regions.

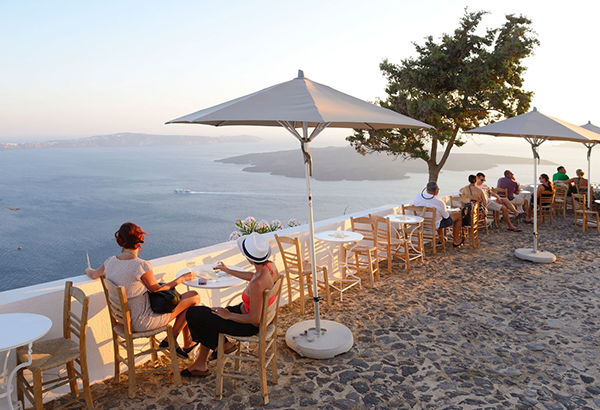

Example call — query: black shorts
[439,216,453,228]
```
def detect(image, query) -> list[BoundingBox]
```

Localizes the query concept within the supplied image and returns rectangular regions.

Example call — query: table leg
[0,343,33,410]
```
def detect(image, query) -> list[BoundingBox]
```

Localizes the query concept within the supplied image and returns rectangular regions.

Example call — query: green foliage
[347,9,539,182]
[228,217,302,241]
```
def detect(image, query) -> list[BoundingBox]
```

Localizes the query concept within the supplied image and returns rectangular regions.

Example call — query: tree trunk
[425,131,459,184]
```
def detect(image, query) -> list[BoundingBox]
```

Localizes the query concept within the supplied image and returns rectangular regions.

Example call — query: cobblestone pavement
[52,215,600,409]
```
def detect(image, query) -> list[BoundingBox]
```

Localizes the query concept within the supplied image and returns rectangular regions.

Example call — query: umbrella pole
[587,144,593,207]
[301,134,322,335]
[531,141,538,253]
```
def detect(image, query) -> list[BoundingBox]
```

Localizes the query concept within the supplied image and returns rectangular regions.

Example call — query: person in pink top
[182,232,280,377]
[496,170,533,224]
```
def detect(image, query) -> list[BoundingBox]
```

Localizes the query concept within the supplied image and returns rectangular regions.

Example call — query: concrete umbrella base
[285,320,353,359]
[515,248,556,264]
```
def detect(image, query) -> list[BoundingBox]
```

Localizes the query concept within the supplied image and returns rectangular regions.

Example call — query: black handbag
[148,283,181,314]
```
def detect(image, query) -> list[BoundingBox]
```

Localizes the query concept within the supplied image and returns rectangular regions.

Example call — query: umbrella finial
[532,107,538,112]
[297,70,304,79]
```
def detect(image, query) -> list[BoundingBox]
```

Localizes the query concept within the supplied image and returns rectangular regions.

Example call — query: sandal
[507,227,522,232]
[159,340,198,359]
[209,344,237,361]
[452,237,465,247]
[180,368,210,378]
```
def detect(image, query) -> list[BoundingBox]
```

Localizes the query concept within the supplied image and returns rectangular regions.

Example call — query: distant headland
[0,133,260,150]
[217,146,557,181]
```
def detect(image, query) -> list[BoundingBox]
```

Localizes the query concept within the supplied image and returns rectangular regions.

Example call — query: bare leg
[169,291,200,346]
[502,206,517,230]
[187,345,211,372]
[450,213,463,245]
[500,198,519,215]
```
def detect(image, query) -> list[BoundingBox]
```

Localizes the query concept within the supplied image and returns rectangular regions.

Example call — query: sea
[0,138,593,293]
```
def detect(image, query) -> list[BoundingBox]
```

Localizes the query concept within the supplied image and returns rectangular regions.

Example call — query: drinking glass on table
[186,259,196,274]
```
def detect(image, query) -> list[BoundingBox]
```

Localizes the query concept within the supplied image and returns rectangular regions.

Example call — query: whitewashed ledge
[1,197,458,404]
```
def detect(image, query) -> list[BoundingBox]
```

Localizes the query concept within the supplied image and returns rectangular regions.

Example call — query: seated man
[552,166,573,193]
[471,173,522,232]
[413,181,464,247]
[497,170,533,224]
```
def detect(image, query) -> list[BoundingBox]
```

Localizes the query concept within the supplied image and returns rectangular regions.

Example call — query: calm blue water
[0,140,589,292]
[0,142,424,292]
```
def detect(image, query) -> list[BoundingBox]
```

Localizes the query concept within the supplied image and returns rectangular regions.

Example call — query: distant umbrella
[579,121,600,206]
[466,108,597,263]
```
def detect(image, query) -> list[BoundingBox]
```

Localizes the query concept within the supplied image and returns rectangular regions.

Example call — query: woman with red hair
[86,222,200,358]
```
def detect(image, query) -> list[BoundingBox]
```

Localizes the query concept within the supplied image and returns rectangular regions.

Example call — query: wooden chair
[538,191,555,224]
[16,281,93,410]
[401,205,425,262]
[369,214,410,275]
[460,194,490,234]
[346,216,380,287]
[215,274,284,405]
[572,194,600,233]
[274,234,330,313]
[461,201,480,250]
[553,185,568,217]
[100,276,181,398]
[416,206,446,255]
[492,187,508,199]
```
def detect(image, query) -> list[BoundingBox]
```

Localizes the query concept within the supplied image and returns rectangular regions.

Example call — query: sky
[1,0,599,146]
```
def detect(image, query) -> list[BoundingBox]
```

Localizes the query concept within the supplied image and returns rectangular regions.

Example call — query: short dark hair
[476,172,485,179]
[426,182,439,193]
[504,170,512,177]
[468,174,477,184]
[557,166,565,172]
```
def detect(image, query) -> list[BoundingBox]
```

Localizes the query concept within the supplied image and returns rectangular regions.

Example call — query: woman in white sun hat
[182,232,280,377]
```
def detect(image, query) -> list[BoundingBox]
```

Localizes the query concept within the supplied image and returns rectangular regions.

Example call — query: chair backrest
[100,276,133,336]
[63,281,90,349]
[420,207,437,237]
[539,192,555,209]
[493,187,508,198]
[350,216,378,247]
[259,274,284,336]
[469,201,479,226]
[274,234,304,274]
[368,214,393,249]
[554,185,568,201]
[572,193,586,212]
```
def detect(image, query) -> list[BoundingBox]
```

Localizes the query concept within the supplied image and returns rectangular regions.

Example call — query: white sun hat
[237,232,271,264]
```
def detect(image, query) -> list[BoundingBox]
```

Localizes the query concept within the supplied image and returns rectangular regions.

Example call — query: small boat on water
[174,188,192,194]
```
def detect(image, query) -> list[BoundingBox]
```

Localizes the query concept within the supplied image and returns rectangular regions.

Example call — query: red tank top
[241,262,277,314]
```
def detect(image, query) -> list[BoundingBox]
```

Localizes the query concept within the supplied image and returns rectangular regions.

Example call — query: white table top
[0,313,52,351]
[386,214,424,224]
[314,230,364,243]
[595,200,600,204]
[447,207,461,213]
[177,265,245,289]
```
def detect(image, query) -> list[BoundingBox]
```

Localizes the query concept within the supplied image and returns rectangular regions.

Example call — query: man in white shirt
[413,182,464,247]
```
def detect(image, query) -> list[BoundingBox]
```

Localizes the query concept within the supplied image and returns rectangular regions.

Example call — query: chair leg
[66,361,79,397]
[259,341,269,405]
[215,333,225,400]
[271,337,278,385]
[167,327,181,386]
[81,357,94,410]
[322,266,331,308]
[386,244,392,275]
[150,336,159,365]
[126,338,136,398]
[33,369,43,410]
[112,336,121,384]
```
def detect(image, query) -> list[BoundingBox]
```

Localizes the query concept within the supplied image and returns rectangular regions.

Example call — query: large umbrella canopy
[579,122,600,206]
[465,108,596,263]
[168,70,432,358]
[167,71,431,130]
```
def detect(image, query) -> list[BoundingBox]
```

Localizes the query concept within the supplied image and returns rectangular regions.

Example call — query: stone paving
[52,215,600,409]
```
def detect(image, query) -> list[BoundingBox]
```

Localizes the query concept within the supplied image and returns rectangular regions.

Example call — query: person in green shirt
[552,166,573,194]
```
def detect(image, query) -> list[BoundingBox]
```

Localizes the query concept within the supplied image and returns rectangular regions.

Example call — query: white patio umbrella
[579,121,600,206]
[167,70,432,358]
[465,108,597,263]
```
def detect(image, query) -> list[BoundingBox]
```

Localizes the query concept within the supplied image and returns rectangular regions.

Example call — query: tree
[347,9,539,182]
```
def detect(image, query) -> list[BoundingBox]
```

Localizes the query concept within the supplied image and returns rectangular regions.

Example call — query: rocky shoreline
[52,214,599,409]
